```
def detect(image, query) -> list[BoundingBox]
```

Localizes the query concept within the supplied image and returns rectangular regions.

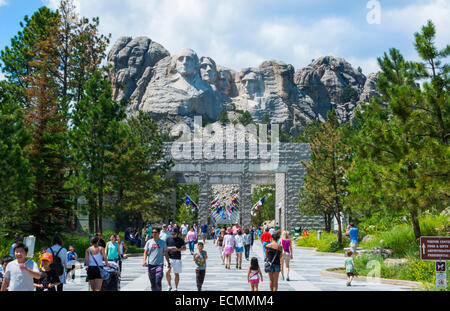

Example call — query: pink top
[187,231,197,242]
[281,239,291,253]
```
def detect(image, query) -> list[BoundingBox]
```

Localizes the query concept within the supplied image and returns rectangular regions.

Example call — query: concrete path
[64,240,415,291]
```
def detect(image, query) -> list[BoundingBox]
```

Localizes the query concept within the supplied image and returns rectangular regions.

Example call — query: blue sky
[1,0,449,78]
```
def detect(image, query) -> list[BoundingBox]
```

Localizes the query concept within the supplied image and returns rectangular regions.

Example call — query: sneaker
[173,288,178,291]
[236,263,239,268]
[346,282,350,287]
[168,286,173,291]
[286,276,290,281]
[281,276,284,281]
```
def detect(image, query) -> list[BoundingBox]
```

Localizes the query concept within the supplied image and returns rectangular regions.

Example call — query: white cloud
[383,0,450,47]
[0,0,7,7]
[39,0,445,76]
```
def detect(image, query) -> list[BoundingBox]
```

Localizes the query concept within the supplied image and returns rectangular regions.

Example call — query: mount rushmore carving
[107,36,379,135]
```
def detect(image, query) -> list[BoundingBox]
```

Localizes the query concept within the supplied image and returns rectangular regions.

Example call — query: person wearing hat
[165,227,186,291]
[33,253,60,291]
[9,237,22,258]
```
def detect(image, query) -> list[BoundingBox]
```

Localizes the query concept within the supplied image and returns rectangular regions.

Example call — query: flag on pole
[186,195,198,211]
[251,196,265,212]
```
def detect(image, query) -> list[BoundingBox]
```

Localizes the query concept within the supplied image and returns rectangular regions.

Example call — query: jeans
[188,241,195,253]
[244,244,251,260]
[262,241,270,259]
[148,265,163,291]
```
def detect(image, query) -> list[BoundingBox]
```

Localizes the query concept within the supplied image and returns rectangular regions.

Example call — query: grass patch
[296,230,349,253]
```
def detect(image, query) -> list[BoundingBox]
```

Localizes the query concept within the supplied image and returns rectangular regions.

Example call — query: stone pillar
[239,165,252,229]
[275,173,286,231]
[198,170,210,226]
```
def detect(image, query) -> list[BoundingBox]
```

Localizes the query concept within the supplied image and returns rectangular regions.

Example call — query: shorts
[223,247,234,255]
[350,242,358,252]
[281,252,291,264]
[235,246,244,253]
[270,264,281,273]
[168,258,182,274]
[87,266,102,280]
[347,272,354,277]
[201,233,208,239]
[250,278,260,284]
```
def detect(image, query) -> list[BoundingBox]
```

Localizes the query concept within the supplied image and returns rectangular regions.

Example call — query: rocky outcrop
[107,37,379,135]
[295,56,379,123]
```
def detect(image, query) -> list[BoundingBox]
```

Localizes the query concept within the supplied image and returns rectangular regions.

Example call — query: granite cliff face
[107,37,379,135]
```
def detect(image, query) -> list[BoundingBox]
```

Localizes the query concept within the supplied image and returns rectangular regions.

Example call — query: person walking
[1,244,41,291]
[243,228,252,261]
[85,236,109,291]
[222,228,235,270]
[165,228,186,291]
[265,232,282,291]
[66,245,78,281]
[193,242,208,291]
[279,231,293,281]
[215,228,226,265]
[33,252,60,291]
[187,226,197,255]
[142,228,170,291]
[345,250,358,286]
[346,222,359,254]
[105,235,120,264]
[160,224,170,242]
[47,235,68,291]
[234,229,244,269]
[200,222,208,244]
[116,234,127,272]
[181,222,188,242]
[247,257,263,291]
[260,228,272,260]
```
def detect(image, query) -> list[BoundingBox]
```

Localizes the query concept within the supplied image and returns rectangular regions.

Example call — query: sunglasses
[152,231,158,234]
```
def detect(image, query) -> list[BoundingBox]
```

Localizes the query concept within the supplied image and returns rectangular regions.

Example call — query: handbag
[90,249,110,281]
[264,245,280,273]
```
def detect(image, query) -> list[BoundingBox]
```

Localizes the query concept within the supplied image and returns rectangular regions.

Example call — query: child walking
[194,242,208,291]
[247,257,263,291]
[345,249,358,286]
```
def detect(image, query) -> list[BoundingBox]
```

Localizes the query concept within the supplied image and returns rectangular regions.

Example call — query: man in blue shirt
[142,228,169,291]
[200,222,208,244]
[346,222,359,254]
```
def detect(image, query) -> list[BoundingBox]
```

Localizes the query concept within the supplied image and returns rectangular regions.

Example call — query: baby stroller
[101,262,121,291]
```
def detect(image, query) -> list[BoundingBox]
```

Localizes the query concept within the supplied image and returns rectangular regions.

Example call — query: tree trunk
[335,212,343,245]
[411,210,421,242]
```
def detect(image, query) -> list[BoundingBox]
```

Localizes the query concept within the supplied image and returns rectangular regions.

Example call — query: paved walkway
[65,240,414,291]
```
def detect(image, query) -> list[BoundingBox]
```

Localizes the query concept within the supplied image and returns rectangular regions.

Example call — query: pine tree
[0,81,33,234]
[346,20,449,241]
[298,110,350,242]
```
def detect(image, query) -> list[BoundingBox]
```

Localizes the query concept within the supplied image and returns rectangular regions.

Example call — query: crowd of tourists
[1,221,362,291]
[0,232,128,292]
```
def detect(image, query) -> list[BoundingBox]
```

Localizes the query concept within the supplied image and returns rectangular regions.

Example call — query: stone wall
[163,142,325,233]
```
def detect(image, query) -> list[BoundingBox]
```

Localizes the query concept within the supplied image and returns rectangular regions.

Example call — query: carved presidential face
[175,48,199,77]
[200,57,217,83]
[242,72,260,97]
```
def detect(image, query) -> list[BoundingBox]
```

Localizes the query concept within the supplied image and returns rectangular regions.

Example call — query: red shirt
[260,232,272,242]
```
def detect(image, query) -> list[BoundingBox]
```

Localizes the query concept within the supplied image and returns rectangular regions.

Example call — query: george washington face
[175,48,199,77]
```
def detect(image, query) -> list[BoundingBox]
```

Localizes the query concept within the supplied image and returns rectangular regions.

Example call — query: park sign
[420,236,450,261]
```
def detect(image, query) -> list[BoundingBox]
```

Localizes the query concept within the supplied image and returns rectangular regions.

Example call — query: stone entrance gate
[163,141,324,233]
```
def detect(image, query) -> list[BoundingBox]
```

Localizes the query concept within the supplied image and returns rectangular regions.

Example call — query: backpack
[49,247,64,276]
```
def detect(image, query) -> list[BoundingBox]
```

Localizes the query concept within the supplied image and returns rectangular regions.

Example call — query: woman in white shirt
[234,229,245,269]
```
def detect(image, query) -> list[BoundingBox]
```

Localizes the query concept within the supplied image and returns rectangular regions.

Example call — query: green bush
[359,214,449,258]
[296,230,348,253]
